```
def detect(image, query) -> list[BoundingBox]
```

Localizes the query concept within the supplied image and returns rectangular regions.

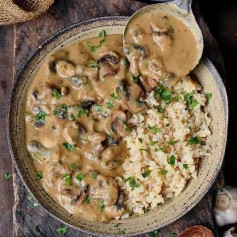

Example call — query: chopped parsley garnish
[166,123,170,127]
[77,105,89,117]
[139,148,149,152]
[76,173,85,182]
[94,104,102,112]
[63,174,71,186]
[53,109,57,115]
[33,202,39,207]
[62,143,76,151]
[188,136,200,145]
[56,226,68,235]
[168,140,178,145]
[160,169,168,175]
[171,95,179,101]
[25,111,30,116]
[85,196,91,204]
[155,85,173,104]
[88,60,98,68]
[138,138,143,143]
[27,195,39,207]
[114,223,121,228]
[142,170,151,178]
[111,88,121,100]
[157,106,163,113]
[123,121,132,131]
[70,163,77,170]
[27,194,34,201]
[206,93,212,101]
[106,101,114,109]
[127,176,140,188]
[61,104,67,111]
[69,113,75,121]
[151,141,158,146]
[91,172,98,179]
[171,233,177,237]
[87,30,106,52]
[52,88,61,100]
[183,91,198,109]
[131,74,139,82]
[118,229,125,235]
[149,126,160,133]
[33,110,47,123]
[36,170,43,180]
[183,164,189,169]
[168,155,176,166]
[98,201,105,212]
[155,147,164,152]
[4,173,12,179]
[149,230,159,237]
[34,27,39,33]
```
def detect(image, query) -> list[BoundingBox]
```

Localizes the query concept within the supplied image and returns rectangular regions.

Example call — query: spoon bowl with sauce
[123,0,203,84]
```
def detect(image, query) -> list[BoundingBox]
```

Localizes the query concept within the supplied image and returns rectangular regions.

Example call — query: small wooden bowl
[180,225,214,237]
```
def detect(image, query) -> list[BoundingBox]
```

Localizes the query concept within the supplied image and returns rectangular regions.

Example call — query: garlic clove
[214,186,237,227]
[223,226,237,237]
[179,225,213,237]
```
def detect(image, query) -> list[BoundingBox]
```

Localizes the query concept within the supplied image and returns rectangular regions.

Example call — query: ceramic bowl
[7,16,228,236]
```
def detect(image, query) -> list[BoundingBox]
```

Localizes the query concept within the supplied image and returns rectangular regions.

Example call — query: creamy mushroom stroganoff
[25,13,212,222]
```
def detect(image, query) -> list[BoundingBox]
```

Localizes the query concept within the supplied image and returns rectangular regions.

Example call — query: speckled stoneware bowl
[7,15,228,236]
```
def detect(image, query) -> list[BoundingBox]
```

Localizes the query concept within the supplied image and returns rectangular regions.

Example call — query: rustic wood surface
[0,0,229,236]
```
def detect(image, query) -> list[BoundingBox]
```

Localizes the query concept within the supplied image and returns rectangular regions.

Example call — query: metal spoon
[123,0,203,76]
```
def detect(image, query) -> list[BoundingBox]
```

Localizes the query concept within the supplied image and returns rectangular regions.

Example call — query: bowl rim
[6,16,229,236]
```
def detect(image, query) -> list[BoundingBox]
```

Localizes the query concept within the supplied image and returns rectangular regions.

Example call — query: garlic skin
[223,227,237,237]
[214,186,237,227]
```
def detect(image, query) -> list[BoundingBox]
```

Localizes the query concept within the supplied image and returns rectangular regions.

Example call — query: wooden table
[1,0,236,236]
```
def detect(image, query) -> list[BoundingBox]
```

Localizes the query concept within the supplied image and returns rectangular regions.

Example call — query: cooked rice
[116,76,212,215]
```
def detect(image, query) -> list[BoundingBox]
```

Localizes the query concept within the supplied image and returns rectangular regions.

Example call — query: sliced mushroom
[99,51,120,64]
[63,121,80,145]
[139,75,158,92]
[70,184,89,205]
[55,60,76,78]
[90,174,119,206]
[27,141,50,159]
[75,65,98,81]
[124,44,147,59]
[127,83,144,100]
[86,132,106,144]
[103,110,128,137]
[98,61,117,78]
[81,100,95,110]
[129,55,140,76]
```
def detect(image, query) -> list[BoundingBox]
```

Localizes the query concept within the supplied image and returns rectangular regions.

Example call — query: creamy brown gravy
[25,12,200,223]
[124,11,199,81]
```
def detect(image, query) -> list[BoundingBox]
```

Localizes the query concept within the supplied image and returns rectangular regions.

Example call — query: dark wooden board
[13,0,225,236]
[0,25,15,237]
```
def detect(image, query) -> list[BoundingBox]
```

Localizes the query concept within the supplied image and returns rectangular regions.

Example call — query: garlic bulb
[214,185,237,226]
[223,227,237,237]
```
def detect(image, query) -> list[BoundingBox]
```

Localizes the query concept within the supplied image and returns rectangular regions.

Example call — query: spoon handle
[137,0,192,12]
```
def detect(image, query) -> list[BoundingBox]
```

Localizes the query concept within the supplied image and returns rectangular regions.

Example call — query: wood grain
[0,25,14,237]
[12,0,225,236]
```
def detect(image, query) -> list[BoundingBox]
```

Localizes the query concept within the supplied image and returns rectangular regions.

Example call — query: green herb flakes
[111,88,121,100]
[168,155,176,166]
[70,163,77,170]
[52,88,61,100]
[62,143,76,151]
[183,91,198,109]
[142,170,151,178]
[127,176,140,188]
[63,174,71,186]
[106,101,114,109]
[94,104,102,113]
[183,164,189,169]
[157,106,163,113]
[118,229,125,235]
[138,138,143,143]
[61,104,67,111]
[35,225,40,233]
[87,30,106,52]
[98,30,106,38]
[149,230,159,237]
[36,170,43,180]
[77,108,89,117]
[168,140,177,145]
[4,173,12,179]
[56,226,68,235]
[149,126,160,133]
[25,111,30,116]
[33,110,47,123]
[91,172,98,179]
[98,201,105,212]
[160,169,168,175]
[76,173,85,182]
[69,113,75,121]
[188,136,200,145]
[206,93,212,100]
[139,148,149,152]
[151,141,158,146]
[85,196,91,204]
[123,121,132,131]
[88,60,98,68]
[171,233,177,237]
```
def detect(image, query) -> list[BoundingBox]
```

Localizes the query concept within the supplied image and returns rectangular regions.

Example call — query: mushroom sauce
[25,13,199,222]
